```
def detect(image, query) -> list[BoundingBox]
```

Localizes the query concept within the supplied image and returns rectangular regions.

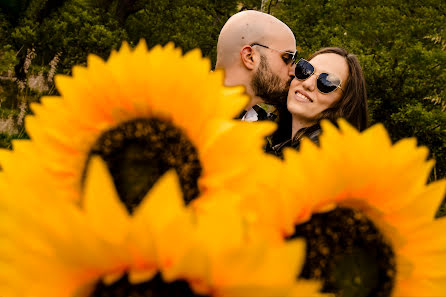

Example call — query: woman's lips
[294,90,313,103]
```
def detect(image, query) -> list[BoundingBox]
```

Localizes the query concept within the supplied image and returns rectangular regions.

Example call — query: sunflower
[192,153,294,243]
[276,119,446,297]
[0,156,328,297]
[0,40,276,211]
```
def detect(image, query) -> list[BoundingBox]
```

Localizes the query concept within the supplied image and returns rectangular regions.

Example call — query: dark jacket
[236,103,278,122]
[265,123,321,158]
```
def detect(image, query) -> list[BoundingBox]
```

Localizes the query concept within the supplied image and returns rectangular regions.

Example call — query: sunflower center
[90,273,209,297]
[287,207,396,297]
[83,118,202,213]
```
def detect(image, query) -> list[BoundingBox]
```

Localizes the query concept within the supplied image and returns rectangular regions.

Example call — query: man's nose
[288,63,296,77]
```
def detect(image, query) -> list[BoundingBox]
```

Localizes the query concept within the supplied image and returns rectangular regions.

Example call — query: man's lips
[294,90,313,103]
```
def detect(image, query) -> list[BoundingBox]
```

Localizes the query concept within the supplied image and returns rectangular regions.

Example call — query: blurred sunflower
[0,156,328,297]
[0,40,275,211]
[279,119,446,297]
[192,154,294,243]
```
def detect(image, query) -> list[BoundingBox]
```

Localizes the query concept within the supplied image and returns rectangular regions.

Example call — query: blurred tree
[36,1,128,73]
[0,10,16,75]
[0,0,29,25]
[260,0,282,13]
[239,0,261,11]
[6,0,128,76]
[78,0,144,25]
[124,0,240,66]
[0,0,128,126]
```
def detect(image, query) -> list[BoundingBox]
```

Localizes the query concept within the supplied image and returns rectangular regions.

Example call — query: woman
[266,47,368,156]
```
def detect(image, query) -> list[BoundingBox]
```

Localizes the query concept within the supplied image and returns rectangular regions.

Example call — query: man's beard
[251,55,290,106]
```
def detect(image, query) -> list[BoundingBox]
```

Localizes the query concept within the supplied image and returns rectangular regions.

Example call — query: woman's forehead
[310,53,349,81]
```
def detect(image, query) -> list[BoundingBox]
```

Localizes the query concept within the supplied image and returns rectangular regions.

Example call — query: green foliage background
[0,0,444,214]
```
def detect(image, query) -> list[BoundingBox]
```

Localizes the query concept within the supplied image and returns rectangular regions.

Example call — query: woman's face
[287,53,349,126]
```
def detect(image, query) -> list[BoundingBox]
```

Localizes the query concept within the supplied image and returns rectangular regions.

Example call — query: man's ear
[240,45,256,70]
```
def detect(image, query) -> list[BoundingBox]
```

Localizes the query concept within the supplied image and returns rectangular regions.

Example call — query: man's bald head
[216,10,295,69]
[216,10,296,110]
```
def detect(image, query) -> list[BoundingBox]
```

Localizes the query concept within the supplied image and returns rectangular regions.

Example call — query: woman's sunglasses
[294,59,344,94]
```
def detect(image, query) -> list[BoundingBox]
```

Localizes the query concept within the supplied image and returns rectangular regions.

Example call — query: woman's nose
[301,73,316,91]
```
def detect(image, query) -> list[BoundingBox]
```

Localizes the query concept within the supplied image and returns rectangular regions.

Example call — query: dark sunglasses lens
[317,73,340,93]
[295,60,313,79]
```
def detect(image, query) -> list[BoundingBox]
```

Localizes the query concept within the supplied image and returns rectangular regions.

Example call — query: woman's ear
[240,45,256,70]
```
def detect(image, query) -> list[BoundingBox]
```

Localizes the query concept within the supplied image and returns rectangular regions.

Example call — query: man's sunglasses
[250,43,297,65]
[294,59,344,94]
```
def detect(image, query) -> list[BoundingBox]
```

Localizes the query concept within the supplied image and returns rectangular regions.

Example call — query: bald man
[216,10,297,122]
